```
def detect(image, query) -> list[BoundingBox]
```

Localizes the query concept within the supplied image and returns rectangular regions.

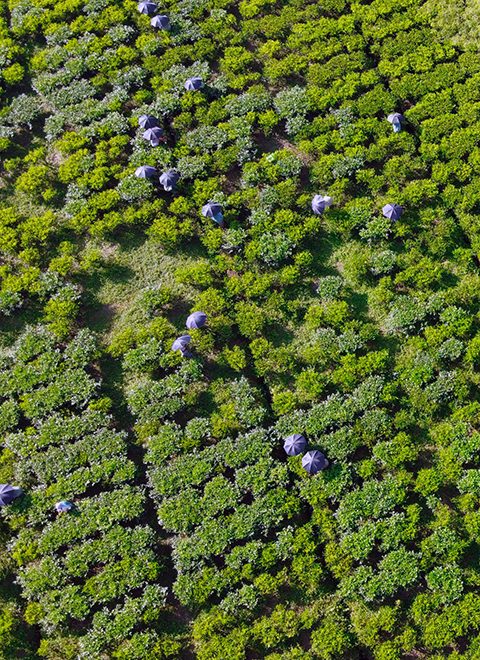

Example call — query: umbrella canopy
[159,170,180,191]
[55,500,73,513]
[0,484,22,506]
[382,203,403,221]
[186,311,207,329]
[302,450,329,475]
[283,433,307,456]
[143,127,164,146]
[311,195,333,215]
[202,202,224,224]
[184,77,203,91]
[135,165,156,179]
[137,0,157,14]
[172,335,191,353]
[387,112,404,132]
[151,14,170,29]
[138,114,159,129]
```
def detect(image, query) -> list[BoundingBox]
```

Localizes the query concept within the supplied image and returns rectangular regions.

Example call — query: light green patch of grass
[81,232,202,344]
[79,232,207,422]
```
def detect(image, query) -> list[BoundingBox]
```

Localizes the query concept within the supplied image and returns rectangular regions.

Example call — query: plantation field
[2,0,480,657]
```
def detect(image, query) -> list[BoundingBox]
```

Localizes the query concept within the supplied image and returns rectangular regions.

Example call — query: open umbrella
[143,127,164,146]
[387,112,404,133]
[283,433,307,456]
[184,77,203,91]
[0,484,22,506]
[172,335,191,355]
[137,0,157,14]
[302,450,329,474]
[55,500,73,513]
[135,165,157,179]
[311,195,333,215]
[382,203,403,221]
[151,14,170,29]
[159,170,180,191]
[202,202,224,224]
[138,114,159,129]
[186,311,207,329]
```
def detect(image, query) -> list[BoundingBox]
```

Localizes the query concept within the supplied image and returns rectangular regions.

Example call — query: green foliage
[310,614,353,659]
[3,0,480,657]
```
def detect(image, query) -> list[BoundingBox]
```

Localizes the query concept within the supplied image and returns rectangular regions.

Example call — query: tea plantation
[1,0,480,657]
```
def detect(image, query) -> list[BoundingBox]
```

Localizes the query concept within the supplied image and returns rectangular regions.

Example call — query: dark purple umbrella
[311,195,333,215]
[143,127,164,146]
[151,14,170,29]
[302,450,329,475]
[172,335,191,355]
[186,311,207,329]
[382,203,403,221]
[137,0,157,14]
[387,113,404,132]
[0,484,22,506]
[202,202,223,224]
[135,165,156,179]
[184,77,203,91]
[283,433,307,456]
[138,114,159,129]
[159,170,180,191]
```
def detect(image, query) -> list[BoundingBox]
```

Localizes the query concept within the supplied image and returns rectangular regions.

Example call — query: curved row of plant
[0,327,176,658]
